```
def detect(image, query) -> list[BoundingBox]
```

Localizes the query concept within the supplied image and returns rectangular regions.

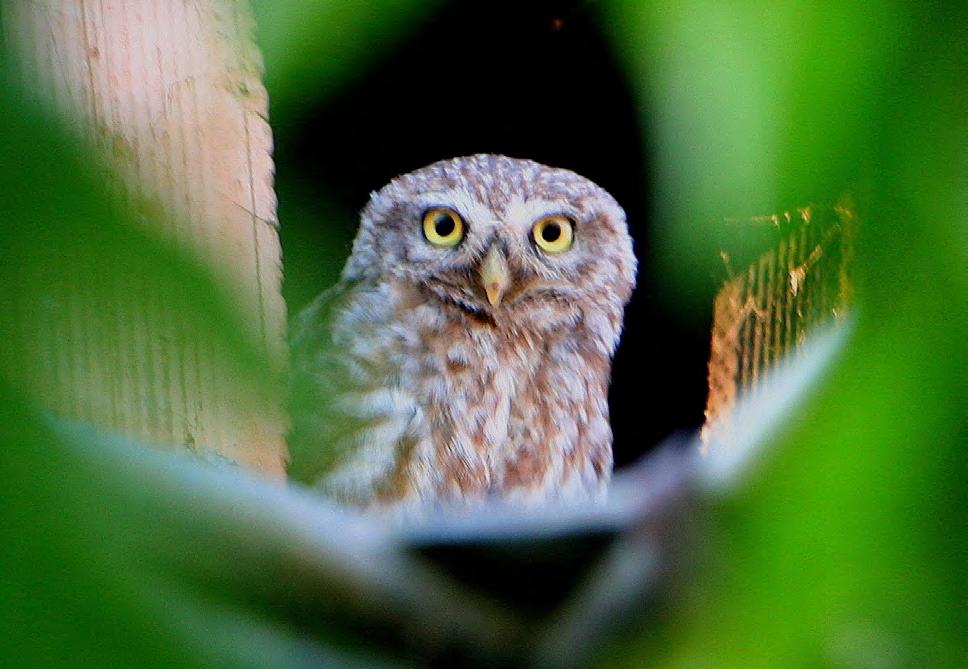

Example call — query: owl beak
[480,244,510,307]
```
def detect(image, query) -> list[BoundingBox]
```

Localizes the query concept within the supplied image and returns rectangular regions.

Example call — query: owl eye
[422,208,465,247]
[532,215,574,254]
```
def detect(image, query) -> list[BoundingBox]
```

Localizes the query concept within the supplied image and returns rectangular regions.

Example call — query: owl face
[344,155,636,329]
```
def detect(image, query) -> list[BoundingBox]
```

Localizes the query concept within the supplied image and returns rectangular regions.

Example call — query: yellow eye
[532,215,574,254]
[422,208,465,247]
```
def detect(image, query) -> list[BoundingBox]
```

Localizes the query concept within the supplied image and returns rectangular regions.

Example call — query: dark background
[276,0,713,467]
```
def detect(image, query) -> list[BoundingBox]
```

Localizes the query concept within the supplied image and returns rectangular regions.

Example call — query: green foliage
[0,384,431,667]
[1,1,963,667]
[253,0,441,125]
[597,2,965,666]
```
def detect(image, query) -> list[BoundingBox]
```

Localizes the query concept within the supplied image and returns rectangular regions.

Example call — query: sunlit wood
[3,0,287,478]
[702,201,855,450]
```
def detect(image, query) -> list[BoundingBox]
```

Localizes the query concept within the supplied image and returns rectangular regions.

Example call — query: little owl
[289,155,636,515]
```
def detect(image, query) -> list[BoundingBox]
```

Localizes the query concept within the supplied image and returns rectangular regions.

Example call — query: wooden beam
[3,0,287,479]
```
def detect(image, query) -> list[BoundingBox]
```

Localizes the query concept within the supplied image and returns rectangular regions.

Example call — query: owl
[289,155,636,515]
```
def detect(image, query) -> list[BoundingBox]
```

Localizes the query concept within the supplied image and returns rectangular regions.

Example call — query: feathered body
[290,155,635,514]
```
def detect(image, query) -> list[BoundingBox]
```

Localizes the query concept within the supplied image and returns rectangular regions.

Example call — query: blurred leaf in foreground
[0,319,862,668]
[602,0,909,311]
[0,382,440,667]
[254,0,440,125]
[595,2,964,666]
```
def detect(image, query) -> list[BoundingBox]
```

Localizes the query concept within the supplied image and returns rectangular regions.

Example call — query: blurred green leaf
[253,0,441,125]
[595,2,964,667]
[0,381,431,667]
[601,0,910,311]
[275,175,355,310]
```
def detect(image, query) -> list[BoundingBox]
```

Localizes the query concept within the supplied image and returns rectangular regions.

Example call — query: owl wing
[287,279,366,483]
[288,279,423,505]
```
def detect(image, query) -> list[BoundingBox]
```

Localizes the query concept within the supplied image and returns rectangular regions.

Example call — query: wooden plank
[701,203,854,451]
[4,0,287,479]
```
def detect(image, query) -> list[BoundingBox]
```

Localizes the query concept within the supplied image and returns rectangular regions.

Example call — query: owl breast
[317,278,614,512]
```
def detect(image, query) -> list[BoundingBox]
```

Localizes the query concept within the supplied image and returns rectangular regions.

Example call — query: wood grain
[701,202,855,450]
[3,0,287,478]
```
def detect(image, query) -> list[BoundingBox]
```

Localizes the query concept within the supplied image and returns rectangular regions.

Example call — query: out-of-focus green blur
[253,0,444,128]
[596,2,964,666]
[1,1,963,667]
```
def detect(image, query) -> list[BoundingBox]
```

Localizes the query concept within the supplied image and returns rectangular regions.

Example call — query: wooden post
[3,1,288,479]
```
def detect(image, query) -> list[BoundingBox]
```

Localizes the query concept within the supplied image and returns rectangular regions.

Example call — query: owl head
[343,154,636,340]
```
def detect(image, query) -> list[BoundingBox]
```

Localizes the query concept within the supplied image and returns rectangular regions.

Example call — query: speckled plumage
[289,155,636,515]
